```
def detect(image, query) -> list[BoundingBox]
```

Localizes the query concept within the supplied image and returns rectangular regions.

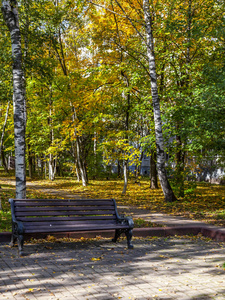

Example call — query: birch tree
[2,0,26,198]
[97,0,177,201]
[0,99,11,173]
[142,0,176,202]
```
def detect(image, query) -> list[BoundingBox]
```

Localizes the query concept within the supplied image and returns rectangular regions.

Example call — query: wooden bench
[9,198,134,256]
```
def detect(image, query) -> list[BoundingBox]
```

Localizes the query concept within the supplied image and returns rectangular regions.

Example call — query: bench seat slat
[15,206,115,212]
[18,216,116,222]
[14,198,112,202]
[15,210,116,217]
[14,200,114,207]
[24,224,129,234]
[23,220,118,227]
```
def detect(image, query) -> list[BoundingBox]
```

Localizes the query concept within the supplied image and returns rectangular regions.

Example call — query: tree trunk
[1,149,8,173]
[71,141,80,181]
[44,157,47,179]
[117,160,121,178]
[122,160,128,194]
[40,156,44,178]
[0,99,10,154]
[76,137,88,186]
[0,99,11,173]
[174,0,191,197]
[2,0,26,199]
[135,151,143,182]
[93,132,97,179]
[121,72,130,195]
[48,86,56,181]
[49,153,56,181]
[75,159,80,182]
[150,149,158,189]
[175,134,185,197]
[143,0,176,202]
[28,143,33,178]
[0,196,1,211]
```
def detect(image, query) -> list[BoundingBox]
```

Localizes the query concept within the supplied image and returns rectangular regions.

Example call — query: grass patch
[216,210,225,219]
[0,211,12,232]
[133,218,164,228]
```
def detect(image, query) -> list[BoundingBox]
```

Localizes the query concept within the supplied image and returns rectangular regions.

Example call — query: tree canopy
[0,0,224,199]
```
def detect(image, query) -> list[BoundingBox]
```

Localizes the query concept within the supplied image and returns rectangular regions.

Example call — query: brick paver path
[1,236,225,300]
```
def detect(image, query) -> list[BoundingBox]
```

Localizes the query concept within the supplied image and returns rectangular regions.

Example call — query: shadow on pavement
[0,237,225,299]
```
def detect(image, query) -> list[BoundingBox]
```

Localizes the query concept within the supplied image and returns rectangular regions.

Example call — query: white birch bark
[75,163,80,182]
[49,153,55,180]
[143,0,176,202]
[76,136,87,186]
[93,131,97,178]
[48,90,56,181]
[0,99,11,157]
[122,160,128,194]
[2,0,26,199]
[71,106,88,186]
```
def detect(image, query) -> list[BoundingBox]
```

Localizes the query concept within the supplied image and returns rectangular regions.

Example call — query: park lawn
[49,177,225,225]
[0,174,225,231]
[30,176,225,216]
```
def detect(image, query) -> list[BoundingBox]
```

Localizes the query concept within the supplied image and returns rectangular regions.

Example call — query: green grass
[133,218,164,228]
[216,210,225,219]
[0,211,12,231]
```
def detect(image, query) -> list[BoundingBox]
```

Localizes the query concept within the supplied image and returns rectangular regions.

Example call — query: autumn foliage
[0,1,224,200]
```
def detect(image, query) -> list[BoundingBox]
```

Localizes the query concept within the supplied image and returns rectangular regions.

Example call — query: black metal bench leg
[17,234,24,256]
[9,233,16,247]
[125,229,134,249]
[112,229,121,243]
[9,223,17,247]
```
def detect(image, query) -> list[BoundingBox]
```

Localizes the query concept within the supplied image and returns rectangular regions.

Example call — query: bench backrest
[9,198,120,226]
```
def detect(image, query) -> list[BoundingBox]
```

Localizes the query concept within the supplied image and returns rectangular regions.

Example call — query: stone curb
[1,226,225,243]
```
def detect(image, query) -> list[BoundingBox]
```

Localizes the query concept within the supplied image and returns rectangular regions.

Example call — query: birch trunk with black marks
[121,81,130,195]
[2,0,26,199]
[1,149,8,172]
[150,149,158,189]
[71,105,88,186]
[122,160,128,194]
[143,0,176,202]
[48,89,57,181]
[0,99,11,173]
[76,136,88,186]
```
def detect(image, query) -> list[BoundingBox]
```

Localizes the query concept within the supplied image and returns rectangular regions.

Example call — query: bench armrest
[118,215,134,228]
[124,216,134,228]
[112,199,134,228]
[9,199,17,223]
[9,199,24,234]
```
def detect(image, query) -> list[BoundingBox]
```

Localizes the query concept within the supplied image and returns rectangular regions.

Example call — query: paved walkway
[1,180,225,299]
[0,236,225,300]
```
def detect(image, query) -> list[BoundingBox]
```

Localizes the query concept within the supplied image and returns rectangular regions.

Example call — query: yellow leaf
[91,257,102,261]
